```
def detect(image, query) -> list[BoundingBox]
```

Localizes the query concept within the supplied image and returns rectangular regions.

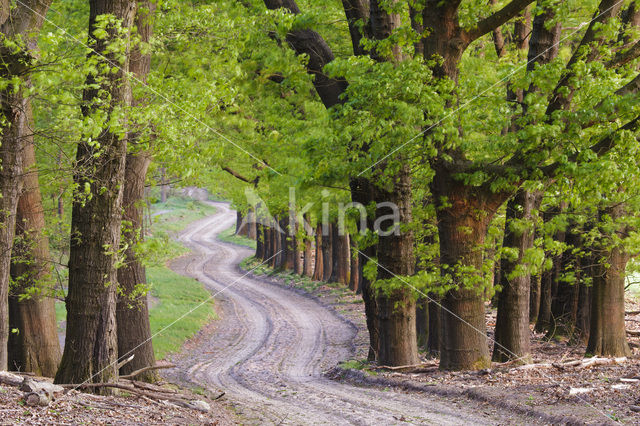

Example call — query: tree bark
[321,223,333,281]
[283,218,294,270]
[432,169,507,370]
[529,272,541,323]
[536,207,565,333]
[548,227,582,339]
[349,235,359,293]
[329,223,349,285]
[586,205,631,357]
[374,164,418,366]
[349,177,378,362]
[427,296,441,356]
[416,298,429,350]
[55,0,136,387]
[303,217,314,277]
[8,99,61,377]
[115,1,156,382]
[312,224,323,281]
[256,222,265,260]
[492,189,540,362]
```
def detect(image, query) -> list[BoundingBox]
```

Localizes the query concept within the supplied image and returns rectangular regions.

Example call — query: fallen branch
[372,362,437,371]
[120,363,176,380]
[627,310,640,315]
[627,329,640,336]
[117,355,135,370]
[60,381,209,412]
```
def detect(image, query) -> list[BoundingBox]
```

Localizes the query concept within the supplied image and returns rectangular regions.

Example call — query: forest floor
[252,261,640,424]
[0,376,235,425]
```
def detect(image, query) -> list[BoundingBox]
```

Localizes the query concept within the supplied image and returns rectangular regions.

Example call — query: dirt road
[166,202,540,425]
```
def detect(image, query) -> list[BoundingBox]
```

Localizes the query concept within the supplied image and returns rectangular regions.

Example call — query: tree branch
[465,0,535,43]
[221,166,252,184]
[541,115,640,177]
[262,0,348,108]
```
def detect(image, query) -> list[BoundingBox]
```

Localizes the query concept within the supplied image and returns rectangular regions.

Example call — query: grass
[147,266,215,360]
[55,195,219,361]
[218,226,257,249]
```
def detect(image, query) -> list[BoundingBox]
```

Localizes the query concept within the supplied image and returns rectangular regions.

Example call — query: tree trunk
[374,164,418,366]
[293,223,303,275]
[247,208,257,240]
[576,281,590,342]
[493,189,539,363]
[416,298,429,350]
[116,154,156,381]
[427,296,441,356]
[8,100,61,376]
[256,223,265,260]
[349,235,359,293]
[432,171,506,370]
[529,272,541,323]
[115,1,156,382]
[535,208,566,333]
[329,223,349,285]
[0,91,26,372]
[587,205,631,357]
[269,220,280,269]
[283,218,294,270]
[312,224,323,281]
[321,223,333,281]
[55,0,136,387]
[349,177,378,362]
[236,211,246,236]
[303,220,314,277]
[548,228,581,339]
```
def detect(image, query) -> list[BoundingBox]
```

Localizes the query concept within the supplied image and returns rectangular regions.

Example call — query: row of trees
[221,0,640,370]
[0,0,158,386]
[3,0,640,392]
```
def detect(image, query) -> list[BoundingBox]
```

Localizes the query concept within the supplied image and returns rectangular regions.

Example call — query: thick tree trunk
[116,153,156,381]
[374,164,418,366]
[55,0,136,387]
[115,2,156,382]
[0,92,26,371]
[432,171,506,370]
[8,101,61,376]
[312,225,323,281]
[587,206,631,357]
[0,1,55,371]
[350,177,378,362]
[493,190,539,363]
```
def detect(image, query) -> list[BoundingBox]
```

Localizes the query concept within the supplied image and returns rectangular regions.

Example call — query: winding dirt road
[165,202,537,425]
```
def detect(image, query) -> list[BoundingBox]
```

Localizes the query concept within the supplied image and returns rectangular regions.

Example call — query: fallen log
[626,329,640,336]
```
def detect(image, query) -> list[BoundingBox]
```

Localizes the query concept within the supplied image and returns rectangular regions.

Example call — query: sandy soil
[164,202,551,425]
